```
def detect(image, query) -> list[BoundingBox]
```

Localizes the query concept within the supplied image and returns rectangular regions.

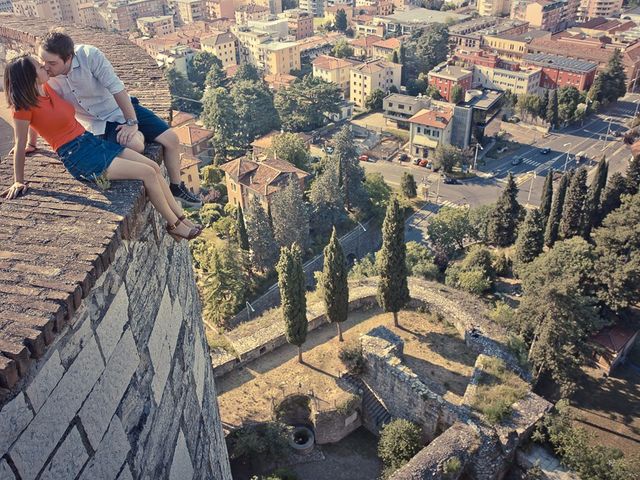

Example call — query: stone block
[79,329,139,449]
[0,458,16,479]
[193,329,205,408]
[117,465,134,480]
[0,393,33,454]
[39,426,89,480]
[95,285,130,361]
[58,309,94,368]
[79,416,130,480]
[10,337,104,480]
[25,350,64,413]
[169,429,194,480]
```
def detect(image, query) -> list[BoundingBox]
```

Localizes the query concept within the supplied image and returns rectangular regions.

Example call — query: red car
[359,154,369,162]
[418,159,429,167]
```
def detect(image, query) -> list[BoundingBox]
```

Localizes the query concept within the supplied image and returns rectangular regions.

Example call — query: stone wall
[313,397,363,445]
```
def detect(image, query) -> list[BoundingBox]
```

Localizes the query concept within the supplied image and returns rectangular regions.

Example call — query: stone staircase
[342,373,392,433]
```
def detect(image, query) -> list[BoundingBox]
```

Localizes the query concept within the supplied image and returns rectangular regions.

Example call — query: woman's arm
[5,118,31,199]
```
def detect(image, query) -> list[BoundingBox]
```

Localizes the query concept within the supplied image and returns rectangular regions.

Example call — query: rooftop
[351,58,400,74]
[201,31,236,47]
[372,37,401,50]
[380,7,469,25]
[220,157,310,196]
[489,29,551,43]
[523,52,598,73]
[174,124,213,146]
[312,54,359,70]
[409,107,453,129]
[350,34,383,48]
[460,88,503,110]
[236,4,270,13]
[429,63,473,81]
[171,110,196,127]
[592,325,639,354]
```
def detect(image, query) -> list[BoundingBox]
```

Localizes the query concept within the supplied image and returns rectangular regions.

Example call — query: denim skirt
[57,132,124,181]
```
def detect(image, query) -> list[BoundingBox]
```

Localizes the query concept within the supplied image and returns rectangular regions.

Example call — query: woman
[3,55,201,241]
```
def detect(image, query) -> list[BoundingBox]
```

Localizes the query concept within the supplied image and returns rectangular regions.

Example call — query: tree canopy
[321,228,349,341]
[277,244,308,363]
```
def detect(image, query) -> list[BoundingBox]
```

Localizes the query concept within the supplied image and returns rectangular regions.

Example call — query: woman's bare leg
[105,156,193,237]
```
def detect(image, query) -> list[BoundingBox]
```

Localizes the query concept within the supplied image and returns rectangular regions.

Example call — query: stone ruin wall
[0,17,232,480]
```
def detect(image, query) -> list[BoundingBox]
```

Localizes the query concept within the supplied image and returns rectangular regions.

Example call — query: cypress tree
[515,208,544,264]
[546,89,558,129]
[544,170,570,247]
[584,157,608,237]
[559,167,588,239]
[235,207,249,251]
[277,243,307,363]
[377,197,410,327]
[598,172,628,224]
[627,156,640,195]
[246,196,278,272]
[540,169,554,225]
[392,50,399,64]
[540,90,549,119]
[321,227,349,342]
[487,173,521,247]
[401,172,418,198]
[271,179,310,251]
[603,49,627,103]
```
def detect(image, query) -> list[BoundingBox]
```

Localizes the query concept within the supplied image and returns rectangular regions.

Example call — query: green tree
[271,179,310,251]
[602,49,627,103]
[333,126,370,212]
[546,89,558,129]
[584,156,608,237]
[487,173,521,247]
[593,192,640,311]
[277,244,307,363]
[406,241,439,280]
[205,62,228,90]
[627,156,640,194]
[540,169,554,225]
[400,172,417,198]
[201,87,241,163]
[377,197,410,327]
[559,167,588,239]
[540,89,549,119]
[331,38,353,58]
[557,86,581,125]
[322,228,349,341]
[269,132,310,171]
[515,208,544,265]
[588,72,605,104]
[364,172,392,220]
[188,51,223,90]
[275,76,342,131]
[544,171,570,247]
[231,79,280,145]
[365,88,385,111]
[450,84,464,104]
[204,243,246,328]
[236,206,250,251]
[378,419,422,476]
[468,203,494,244]
[309,158,347,241]
[598,172,627,224]
[234,63,261,82]
[166,67,202,115]
[392,50,399,63]
[402,23,449,79]
[433,144,468,173]
[427,207,474,257]
[335,8,348,31]
[246,196,278,272]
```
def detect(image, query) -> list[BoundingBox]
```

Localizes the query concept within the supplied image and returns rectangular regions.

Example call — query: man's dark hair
[4,55,39,111]
[39,30,74,62]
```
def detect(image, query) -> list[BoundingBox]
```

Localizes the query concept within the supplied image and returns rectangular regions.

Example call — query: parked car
[540,147,550,155]
[612,130,622,138]
[575,151,587,162]
[399,153,409,162]
[443,176,460,185]
[508,116,521,123]
[418,158,429,167]
[413,158,421,165]
[511,157,524,166]
[358,154,369,162]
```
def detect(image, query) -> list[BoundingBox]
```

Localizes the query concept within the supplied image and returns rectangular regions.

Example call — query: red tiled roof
[180,154,201,171]
[592,325,638,354]
[312,54,359,70]
[350,34,383,48]
[171,110,196,127]
[220,157,310,195]
[409,107,453,129]
[174,124,213,146]
[372,37,401,50]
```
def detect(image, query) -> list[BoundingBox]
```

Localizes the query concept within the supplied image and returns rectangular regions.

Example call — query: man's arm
[112,89,139,145]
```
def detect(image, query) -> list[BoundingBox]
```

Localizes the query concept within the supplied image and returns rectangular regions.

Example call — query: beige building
[262,41,301,75]
[100,0,168,31]
[12,0,63,21]
[312,55,361,95]
[578,0,624,22]
[201,31,238,68]
[350,34,383,57]
[483,29,550,60]
[235,3,270,25]
[180,154,202,194]
[477,0,511,17]
[254,0,283,14]
[473,64,542,95]
[77,3,107,28]
[350,59,402,108]
[371,37,401,60]
[408,106,453,158]
[511,0,565,33]
[136,15,176,36]
[174,0,206,24]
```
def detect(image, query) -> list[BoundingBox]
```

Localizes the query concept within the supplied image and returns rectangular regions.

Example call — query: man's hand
[2,181,29,199]
[116,123,139,146]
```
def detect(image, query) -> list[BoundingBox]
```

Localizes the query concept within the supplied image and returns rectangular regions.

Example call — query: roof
[380,7,469,25]
[384,93,424,105]
[180,153,201,170]
[264,73,297,87]
[523,53,597,73]
[236,4,269,13]
[489,29,551,43]
[372,37,401,50]
[351,58,400,74]
[350,35,383,48]
[174,124,213,146]
[592,326,638,354]
[251,130,311,150]
[171,110,196,127]
[312,54,359,70]
[409,107,453,129]
[460,89,503,110]
[201,31,236,47]
[220,157,310,196]
[428,64,472,81]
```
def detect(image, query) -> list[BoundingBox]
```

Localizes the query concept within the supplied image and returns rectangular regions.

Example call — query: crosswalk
[435,199,469,210]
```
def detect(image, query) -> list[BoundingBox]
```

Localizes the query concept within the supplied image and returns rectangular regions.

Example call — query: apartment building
[577,0,624,22]
[12,0,63,21]
[99,0,168,32]
[408,106,453,158]
[77,3,108,28]
[473,64,542,94]
[511,0,565,33]
[522,52,597,90]
[279,9,314,40]
[204,0,234,19]
[450,18,529,50]
[262,41,301,75]
[201,31,238,68]
[175,123,214,159]
[180,154,202,194]
[350,34,383,57]
[383,93,430,129]
[248,17,290,38]
[297,32,345,61]
[137,15,175,36]
[235,3,270,25]
[312,55,361,95]
[355,21,386,37]
[483,29,550,60]
[477,0,511,17]
[299,0,325,17]
[174,0,205,24]
[428,64,473,102]
[350,59,402,108]
[0,0,12,12]
[254,0,282,14]
[371,37,401,60]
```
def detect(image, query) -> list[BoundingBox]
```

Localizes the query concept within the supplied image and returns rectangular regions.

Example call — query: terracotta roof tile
[171,110,196,127]
[409,107,453,129]
[312,54,359,70]
[174,124,213,146]
[350,34,383,48]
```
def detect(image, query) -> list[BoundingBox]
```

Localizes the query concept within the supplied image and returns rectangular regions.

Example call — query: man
[37,30,202,207]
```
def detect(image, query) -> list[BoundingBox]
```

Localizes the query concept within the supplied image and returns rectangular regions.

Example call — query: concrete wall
[0,203,232,480]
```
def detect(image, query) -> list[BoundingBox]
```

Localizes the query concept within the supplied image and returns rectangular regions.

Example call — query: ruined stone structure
[0,16,232,480]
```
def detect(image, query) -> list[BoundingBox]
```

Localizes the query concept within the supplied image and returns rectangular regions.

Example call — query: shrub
[461,245,495,280]
[492,252,511,277]
[406,241,440,280]
[442,456,462,475]
[378,419,423,476]
[489,301,516,329]
[457,269,492,295]
[348,253,378,279]
[339,341,366,375]
[335,394,360,415]
[229,422,290,463]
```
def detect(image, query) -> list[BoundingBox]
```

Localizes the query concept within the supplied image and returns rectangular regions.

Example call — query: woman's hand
[8,144,37,156]
[2,181,29,199]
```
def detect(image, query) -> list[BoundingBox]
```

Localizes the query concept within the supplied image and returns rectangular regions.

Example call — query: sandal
[166,218,202,241]
[178,214,203,231]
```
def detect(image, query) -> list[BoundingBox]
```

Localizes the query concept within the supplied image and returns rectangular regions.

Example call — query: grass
[205,328,238,357]
[470,356,528,425]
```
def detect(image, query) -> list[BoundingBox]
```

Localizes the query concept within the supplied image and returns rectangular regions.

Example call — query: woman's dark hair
[39,30,74,62]
[4,55,39,111]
